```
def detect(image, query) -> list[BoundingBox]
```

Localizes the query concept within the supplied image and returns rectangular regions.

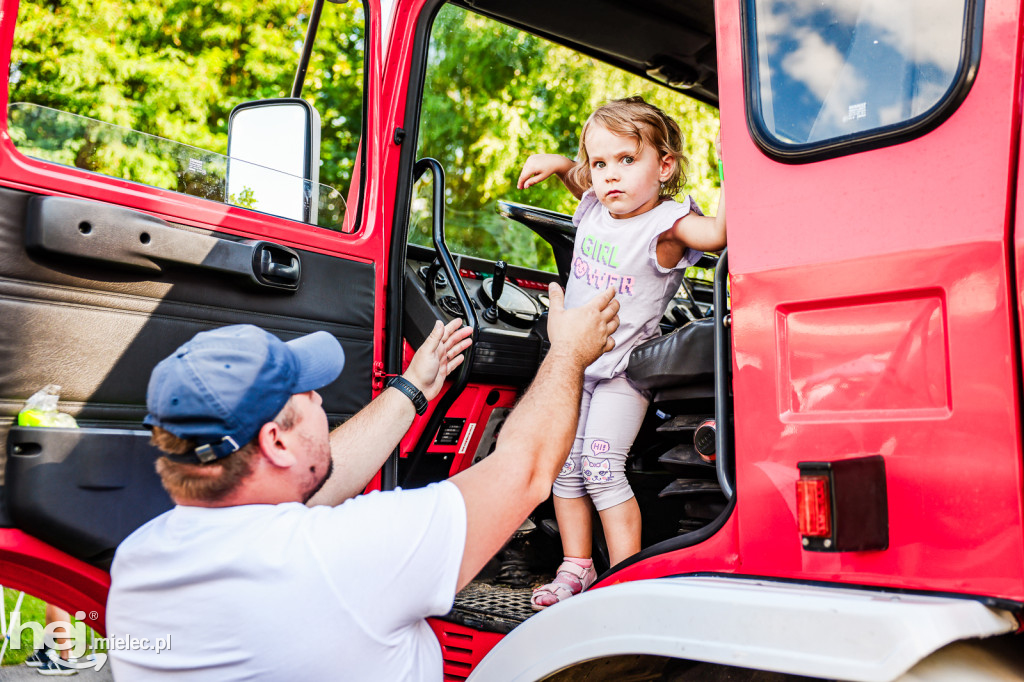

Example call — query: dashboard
[403,242,557,385]
[402,200,718,388]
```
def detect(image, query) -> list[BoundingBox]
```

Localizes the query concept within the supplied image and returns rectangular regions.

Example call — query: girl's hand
[517,154,574,190]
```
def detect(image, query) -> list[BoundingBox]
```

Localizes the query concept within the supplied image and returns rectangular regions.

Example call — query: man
[106,282,619,680]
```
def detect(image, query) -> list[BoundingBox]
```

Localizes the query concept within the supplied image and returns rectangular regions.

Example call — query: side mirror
[226,98,322,224]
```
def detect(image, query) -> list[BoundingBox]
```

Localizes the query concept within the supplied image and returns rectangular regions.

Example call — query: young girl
[517,96,726,609]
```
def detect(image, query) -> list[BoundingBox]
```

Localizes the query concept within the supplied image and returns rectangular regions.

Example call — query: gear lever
[482,260,507,323]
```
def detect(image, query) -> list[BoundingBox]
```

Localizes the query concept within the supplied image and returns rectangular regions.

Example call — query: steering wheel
[404,158,478,486]
[497,200,576,284]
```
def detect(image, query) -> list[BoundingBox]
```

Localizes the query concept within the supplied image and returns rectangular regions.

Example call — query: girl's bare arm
[657,134,726,267]
[517,154,584,199]
[656,185,726,268]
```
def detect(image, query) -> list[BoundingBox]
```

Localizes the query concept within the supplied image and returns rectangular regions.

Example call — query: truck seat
[627,317,718,403]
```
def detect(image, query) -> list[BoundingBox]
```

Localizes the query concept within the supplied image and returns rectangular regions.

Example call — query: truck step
[446,581,536,634]
[658,478,723,498]
[658,444,716,474]
[656,414,709,433]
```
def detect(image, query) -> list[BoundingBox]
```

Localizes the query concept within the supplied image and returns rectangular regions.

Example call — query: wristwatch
[386,376,428,415]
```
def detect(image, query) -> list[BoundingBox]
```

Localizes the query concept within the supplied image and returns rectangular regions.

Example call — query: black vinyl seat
[627,317,719,403]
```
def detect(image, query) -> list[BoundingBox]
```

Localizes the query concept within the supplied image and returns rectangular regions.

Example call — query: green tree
[414,4,721,272]
[8,0,364,199]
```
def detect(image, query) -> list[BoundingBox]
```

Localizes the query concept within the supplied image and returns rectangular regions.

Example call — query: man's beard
[301,435,334,503]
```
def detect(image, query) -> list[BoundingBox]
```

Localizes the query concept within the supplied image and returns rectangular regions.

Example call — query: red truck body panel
[603,0,1024,603]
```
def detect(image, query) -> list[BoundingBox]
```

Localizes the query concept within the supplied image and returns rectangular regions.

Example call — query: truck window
[745,0,979,161]
[411,3,721,272]
[7,0,365,232]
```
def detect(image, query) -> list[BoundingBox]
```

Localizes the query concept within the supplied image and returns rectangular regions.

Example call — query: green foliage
[8,0,718,268]
[2,588,45,665]
[228,186,258,209]
[0,589,106,667]
[414,4,721,272]
[8,0,364,198]
[13,0,293,148]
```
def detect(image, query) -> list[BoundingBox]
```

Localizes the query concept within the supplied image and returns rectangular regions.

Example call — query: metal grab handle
[412,158,477,335]
[403,159,479,486]
[713,249,734,499]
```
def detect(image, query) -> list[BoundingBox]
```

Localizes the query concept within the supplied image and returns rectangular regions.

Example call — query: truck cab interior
[385,0,730,632]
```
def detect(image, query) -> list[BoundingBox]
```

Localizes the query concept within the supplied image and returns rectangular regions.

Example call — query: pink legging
[552,375,649,511]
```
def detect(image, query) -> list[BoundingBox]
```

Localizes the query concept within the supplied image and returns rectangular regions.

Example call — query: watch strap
[386,376,428,415]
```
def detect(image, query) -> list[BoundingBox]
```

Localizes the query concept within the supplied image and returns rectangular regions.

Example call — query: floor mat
[445,581,537,634]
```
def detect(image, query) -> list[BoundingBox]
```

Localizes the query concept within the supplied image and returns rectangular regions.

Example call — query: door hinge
[372,361,396,391]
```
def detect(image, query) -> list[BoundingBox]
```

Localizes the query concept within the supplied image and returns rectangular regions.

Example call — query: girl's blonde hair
[566,96,688,199]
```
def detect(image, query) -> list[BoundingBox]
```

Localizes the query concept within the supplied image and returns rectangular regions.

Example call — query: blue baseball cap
[144,325,344,463]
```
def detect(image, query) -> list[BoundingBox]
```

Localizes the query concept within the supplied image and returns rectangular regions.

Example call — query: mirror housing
[226,98,322,224]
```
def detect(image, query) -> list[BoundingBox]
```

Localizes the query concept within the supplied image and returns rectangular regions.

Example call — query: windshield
[412,4,721,273]
[8,0,366,232]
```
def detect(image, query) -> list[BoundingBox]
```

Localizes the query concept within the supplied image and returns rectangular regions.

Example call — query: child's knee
[586,478,634,511]
[552,452,586,498]
[581,455,632,510]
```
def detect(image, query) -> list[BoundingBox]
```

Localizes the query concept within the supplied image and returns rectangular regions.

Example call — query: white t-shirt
[107,481,466,681]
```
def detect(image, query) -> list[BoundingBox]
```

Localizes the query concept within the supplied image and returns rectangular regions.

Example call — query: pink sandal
[530,558,596,610]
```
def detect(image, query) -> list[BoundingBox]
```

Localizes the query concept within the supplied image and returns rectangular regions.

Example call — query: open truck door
[0,0,384,633]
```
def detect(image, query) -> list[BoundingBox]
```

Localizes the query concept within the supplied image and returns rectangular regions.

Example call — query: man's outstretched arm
[451,284,619,590]
[308,319,473,506]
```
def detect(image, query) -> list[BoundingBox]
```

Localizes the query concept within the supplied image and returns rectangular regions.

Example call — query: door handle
[257,244,301,285]
[26,195,301,291]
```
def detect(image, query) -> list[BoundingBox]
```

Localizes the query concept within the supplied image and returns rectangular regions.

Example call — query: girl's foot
[530,557,595,610]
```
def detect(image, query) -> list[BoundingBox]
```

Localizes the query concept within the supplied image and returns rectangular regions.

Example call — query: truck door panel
[717,0,1024,598]
[0,0,382,578]
[0,184,375,565]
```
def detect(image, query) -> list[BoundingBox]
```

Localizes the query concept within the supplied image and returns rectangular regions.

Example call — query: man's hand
[403,319,474,401]
[545,283,619,368]
[311,319,471,507]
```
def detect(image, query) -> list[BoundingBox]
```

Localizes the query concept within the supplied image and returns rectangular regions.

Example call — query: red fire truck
[0,0,1022,678]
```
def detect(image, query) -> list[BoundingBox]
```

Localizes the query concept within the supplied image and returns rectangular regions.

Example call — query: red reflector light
[797,476,832,537]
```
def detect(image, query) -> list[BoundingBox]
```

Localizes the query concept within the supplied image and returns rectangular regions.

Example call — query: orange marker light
[797,476,832,538]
